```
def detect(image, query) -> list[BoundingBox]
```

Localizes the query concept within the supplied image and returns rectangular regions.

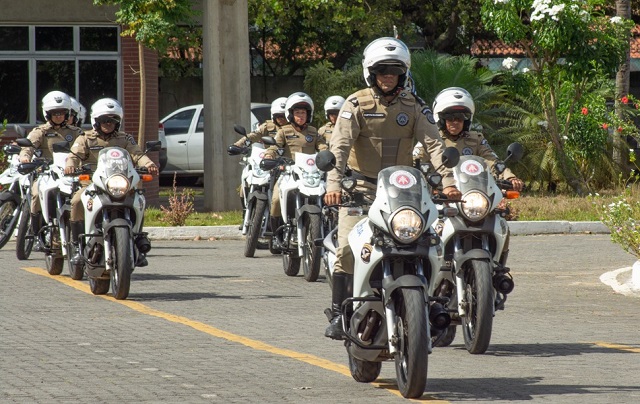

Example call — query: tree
[481,0,634,194]
[93,0,199,144]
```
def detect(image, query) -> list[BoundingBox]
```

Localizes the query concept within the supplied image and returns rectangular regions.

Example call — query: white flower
[494,0,510,3]
[610,16,622,24]
[537,120,548,128]
[502,57,518,70]
[522,67,530,73]
[562,135,568,140]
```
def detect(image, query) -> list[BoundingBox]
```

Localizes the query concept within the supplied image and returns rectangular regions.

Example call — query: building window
[0,25,120,125]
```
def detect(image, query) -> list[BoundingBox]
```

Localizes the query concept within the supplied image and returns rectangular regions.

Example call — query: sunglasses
[371,64,407,76]
[96,116,120,125]
[441,112,471,122]
[50,110,67,117]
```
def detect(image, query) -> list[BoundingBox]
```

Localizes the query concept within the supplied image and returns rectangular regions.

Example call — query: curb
[145,220,611,241]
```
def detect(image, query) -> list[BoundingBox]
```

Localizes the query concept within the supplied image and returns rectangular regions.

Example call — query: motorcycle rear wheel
[283,252,300,276]
[461,260,494,354]
[394,288,429,399]
[433,325,457,347]
[244,198,267,258]
[45,253,64,276]
[0,198,18,249]
[110,227,133,300]
[348,352,381,383]
[90,278,110,295]
[15,202,34,260]
[301,213,322,282]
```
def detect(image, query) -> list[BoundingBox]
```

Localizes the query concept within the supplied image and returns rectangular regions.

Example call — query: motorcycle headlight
[460,191,490,221]
[301,171,321,187]
[106,174,130,199]
[390,208,423,243]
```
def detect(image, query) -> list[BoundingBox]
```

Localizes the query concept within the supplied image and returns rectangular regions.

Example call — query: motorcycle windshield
[454,155,491,193]
[377,166,424,212]
[97,147,132,178]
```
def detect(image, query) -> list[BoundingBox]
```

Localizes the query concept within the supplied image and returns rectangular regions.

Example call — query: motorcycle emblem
[109,149,123,158]
[306,158,316,166]
[259,152,265,159]
[389,170,416,189]
[460,160,484,176]
[360,244,372,264]
[86,198,93,212]
[396,112,409,126]
[434,220,444,236]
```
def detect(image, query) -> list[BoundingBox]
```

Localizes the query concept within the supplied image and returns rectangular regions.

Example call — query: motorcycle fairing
[454,155,503,211]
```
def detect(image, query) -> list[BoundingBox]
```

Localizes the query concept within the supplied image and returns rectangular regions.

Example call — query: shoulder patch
[125,135,137,145]
[340,111,353,120]
[349,97,359,107]
[421,107,435,124]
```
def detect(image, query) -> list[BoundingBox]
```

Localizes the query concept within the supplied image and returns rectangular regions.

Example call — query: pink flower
[622,96,629,104]
[581,107,588,115]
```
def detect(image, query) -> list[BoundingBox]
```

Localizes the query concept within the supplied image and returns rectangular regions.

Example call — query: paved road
[2,234,640,403]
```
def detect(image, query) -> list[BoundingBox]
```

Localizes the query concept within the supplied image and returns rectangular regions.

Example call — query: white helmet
[77,102,87,126]
[270,97,287,120]
[41,91,71,122]
[285,92,314,124]
[68,97,81,125]
[90,98,123,131]
[323,96,345,119]
[362,37,411,88]
[432,87,475,131]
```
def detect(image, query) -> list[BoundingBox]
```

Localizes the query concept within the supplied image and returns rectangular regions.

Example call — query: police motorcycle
[227,124,272,258]
[431,142,523,354]
[315,148,460,399]
[66,141,161,300]
[260,137,326,282]
[0,143,29,249]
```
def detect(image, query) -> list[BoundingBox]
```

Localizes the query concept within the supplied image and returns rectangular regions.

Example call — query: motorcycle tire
[433,325,457,347]
[269,238,281,255]
[244,198,267,258]
[15,202,34,260]
[110,227,133,300]
[90,278,110,295]
[301,213,322,282]
[283,252,300,276]
[45,253,64,276]
[348,352,381,383]
[461,260,494,354]
[0,198,19,249]
[394,288,429,399]
[65,222,84,280]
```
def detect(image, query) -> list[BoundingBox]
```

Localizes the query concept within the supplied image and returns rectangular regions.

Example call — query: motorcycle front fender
[102,217,133,237]
[382,274,428,305]
[453,249,492,270]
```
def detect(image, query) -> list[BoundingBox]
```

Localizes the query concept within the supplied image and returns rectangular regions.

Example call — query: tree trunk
[138,42,146,146]
[614,0,631,173]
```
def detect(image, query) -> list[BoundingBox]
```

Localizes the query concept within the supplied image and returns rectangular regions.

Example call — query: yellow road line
[593,341,640,353]
[21,266,447,402]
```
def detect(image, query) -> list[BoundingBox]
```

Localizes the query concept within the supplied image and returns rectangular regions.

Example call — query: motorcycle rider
[264,92,328,247]
[233,97,289,147]
[67,97,87,127]
[322,37,462,340]
[318,95,346,145]
[19,91,84,244]
[64,98,159,266]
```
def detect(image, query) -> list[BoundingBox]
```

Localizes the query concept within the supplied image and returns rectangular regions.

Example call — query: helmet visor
[370,64,407,76]
[441,112,471,121]
[96,115,121,125]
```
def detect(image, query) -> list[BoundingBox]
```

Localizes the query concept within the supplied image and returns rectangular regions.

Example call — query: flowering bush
[594,189,640,258]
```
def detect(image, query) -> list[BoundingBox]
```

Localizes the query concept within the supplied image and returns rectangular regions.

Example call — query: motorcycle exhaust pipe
[493,273,514,294]
[429,303,451,330]
[135,235,152,254]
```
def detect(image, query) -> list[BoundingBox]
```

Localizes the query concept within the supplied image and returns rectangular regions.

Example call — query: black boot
[270,216,283,248]
[70,221,84,266]
[325,272,350,340]
[31,213,43,251]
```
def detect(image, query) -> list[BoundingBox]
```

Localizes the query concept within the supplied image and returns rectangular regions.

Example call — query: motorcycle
[431,142,523,354]
[227,125,272,258]
[0,144,28,249]
[315,148,460,398]
[261,140,326,282]
[69,141,161,300]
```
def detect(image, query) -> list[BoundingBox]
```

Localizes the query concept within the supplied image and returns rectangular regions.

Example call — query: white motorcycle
[431,142,523,354]
[316,148,459,399]
[0,144,28,249]
[227,125,272,258]
[70,141,160,300]
[261,142,326,282]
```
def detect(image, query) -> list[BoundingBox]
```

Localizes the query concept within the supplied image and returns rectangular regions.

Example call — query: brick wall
[121,36,160,207]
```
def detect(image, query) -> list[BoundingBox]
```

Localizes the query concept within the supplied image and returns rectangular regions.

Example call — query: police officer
[323,37,462,339]
[67,96,87,127]
[264,92,328,246]
[318,95,345,146]
[64,98,158,265]
[233,97,289,146]
[19,91,84,240]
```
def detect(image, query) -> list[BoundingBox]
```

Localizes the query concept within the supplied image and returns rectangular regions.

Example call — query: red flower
[636,104,639,109]
[618,126,624,133]
[622,96,629,104]
[602,123,609,130]
[581,107,588,115]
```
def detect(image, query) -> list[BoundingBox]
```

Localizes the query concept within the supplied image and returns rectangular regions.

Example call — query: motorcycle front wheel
[244,198,267,258]
[110,227,134,300]
[0,198,19,249]
[15,202,34,260]
[461,260,494,354]
[394,288,429,399]
[301,213,322,282]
